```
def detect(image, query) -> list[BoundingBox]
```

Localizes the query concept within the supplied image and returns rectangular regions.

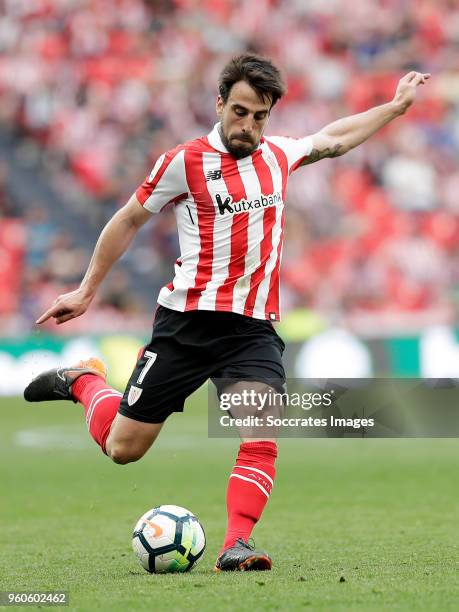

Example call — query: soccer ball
[132,505,206,573]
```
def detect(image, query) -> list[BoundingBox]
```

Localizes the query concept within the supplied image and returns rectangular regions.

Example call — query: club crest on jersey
[265,150,278,171]
[214,191,282,215]
[127,385,143,406]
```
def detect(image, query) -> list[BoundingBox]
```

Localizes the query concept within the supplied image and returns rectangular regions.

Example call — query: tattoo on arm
[303,143,344,165]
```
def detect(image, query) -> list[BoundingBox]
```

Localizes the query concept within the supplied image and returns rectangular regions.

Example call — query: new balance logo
[206,169,222,181]
[215,191,282,215]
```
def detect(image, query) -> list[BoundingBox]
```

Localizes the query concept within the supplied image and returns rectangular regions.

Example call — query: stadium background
[0,0,458,391]
[1,2,458,610]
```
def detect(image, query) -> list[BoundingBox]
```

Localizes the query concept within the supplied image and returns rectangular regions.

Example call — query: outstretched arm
[36,194,152,325]
[301,71,430,165]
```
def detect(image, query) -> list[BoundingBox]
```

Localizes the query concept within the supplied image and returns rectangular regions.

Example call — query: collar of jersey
[207,123,263,154]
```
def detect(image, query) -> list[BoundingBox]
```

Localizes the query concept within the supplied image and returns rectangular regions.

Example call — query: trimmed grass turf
[0,391,458,611]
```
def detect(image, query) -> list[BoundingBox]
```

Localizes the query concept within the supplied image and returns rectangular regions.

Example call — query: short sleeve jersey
[136,123,313,321]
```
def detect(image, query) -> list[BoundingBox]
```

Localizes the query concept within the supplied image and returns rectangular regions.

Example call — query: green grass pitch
[0,390,458,611]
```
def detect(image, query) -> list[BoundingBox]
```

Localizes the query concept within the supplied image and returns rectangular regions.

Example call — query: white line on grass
[13,427,235,450]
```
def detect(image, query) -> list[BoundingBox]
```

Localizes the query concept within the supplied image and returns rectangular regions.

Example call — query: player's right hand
[36,288,92,325]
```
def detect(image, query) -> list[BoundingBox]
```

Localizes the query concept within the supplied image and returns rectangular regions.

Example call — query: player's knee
[108,443,145,465]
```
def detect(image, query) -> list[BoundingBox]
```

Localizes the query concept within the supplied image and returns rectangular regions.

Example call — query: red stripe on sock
[72,375,121,454]
[222,441,277,551]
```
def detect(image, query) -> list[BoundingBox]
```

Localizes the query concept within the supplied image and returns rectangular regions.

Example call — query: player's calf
[106,444,146,465]
[104,414,163,465]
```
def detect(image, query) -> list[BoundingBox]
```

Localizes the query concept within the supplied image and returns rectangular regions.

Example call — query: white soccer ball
[132,505,206,573]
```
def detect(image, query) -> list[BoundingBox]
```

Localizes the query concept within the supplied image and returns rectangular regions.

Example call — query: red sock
[222,441,277,551]
[72,375,122,454]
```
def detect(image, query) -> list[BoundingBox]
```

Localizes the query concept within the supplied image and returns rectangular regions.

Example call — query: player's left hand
[392,71,431,114]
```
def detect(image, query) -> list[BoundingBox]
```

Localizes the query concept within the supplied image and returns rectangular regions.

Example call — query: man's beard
[219,126,258,159]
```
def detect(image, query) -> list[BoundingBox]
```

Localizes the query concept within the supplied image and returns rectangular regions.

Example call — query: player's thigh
[211,318,286,441]
[106,413,164,458]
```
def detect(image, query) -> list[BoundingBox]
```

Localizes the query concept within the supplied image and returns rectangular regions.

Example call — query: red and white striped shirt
[136,123,312,321]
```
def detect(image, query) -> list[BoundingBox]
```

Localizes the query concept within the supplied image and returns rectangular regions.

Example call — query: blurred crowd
[0,0,458,336]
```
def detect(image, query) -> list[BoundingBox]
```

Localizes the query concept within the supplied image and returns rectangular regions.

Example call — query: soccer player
[24,55,429,571]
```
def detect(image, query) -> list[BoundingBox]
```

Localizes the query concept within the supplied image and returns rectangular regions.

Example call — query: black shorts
[118,305,286,423]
